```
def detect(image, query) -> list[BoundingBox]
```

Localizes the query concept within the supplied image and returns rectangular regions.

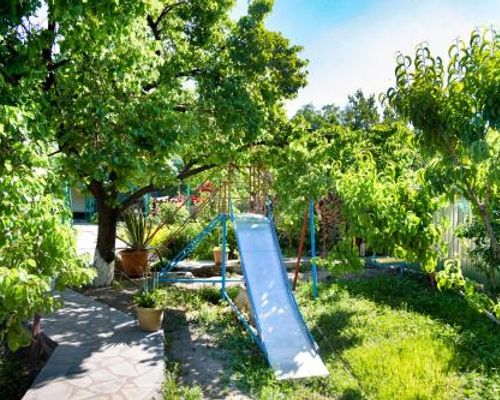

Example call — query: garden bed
[0,336,56,400]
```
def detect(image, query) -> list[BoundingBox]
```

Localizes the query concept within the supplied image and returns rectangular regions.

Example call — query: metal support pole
[309,199,318,298]
[293,206,309,290]
[143,193,150,216]
[221,213,227,299]
[186,184,191,213]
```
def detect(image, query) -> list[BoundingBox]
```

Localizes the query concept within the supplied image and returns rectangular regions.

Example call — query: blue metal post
[186,185,191,213]
[143,193,151,216]
[309,199,318,298]
[64,185,73,226]
[221,213,227,299]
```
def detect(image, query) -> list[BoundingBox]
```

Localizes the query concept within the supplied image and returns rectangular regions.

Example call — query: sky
[233,0,500,116]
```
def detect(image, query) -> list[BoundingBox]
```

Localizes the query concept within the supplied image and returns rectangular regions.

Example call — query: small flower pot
[136,307,164,332]
[120,249,149,278]
[213,247,224,266]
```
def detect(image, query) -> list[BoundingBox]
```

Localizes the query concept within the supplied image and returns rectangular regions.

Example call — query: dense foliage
[273,94,443,271]
[387,28,500,316]
[456,212,499,290]
[387,29,500,263]
[0,105,94,351]
[1,0,307,286]
[149,202,237,262]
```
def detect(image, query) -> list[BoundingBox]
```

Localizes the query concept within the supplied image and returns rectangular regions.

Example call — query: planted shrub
[153,202,190,226]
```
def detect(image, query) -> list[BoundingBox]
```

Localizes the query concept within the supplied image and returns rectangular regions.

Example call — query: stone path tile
[23,290,164,400]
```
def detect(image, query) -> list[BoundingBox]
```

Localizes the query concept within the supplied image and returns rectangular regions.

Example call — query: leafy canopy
[387,27,500,315]
[33,0,307,203]
[273,98,442,271]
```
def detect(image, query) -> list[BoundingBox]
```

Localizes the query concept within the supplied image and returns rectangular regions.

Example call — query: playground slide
[232,213,329,380]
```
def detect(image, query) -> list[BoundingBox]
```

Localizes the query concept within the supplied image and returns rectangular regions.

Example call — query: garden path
[22,290,164,400]
[74,222,126,259]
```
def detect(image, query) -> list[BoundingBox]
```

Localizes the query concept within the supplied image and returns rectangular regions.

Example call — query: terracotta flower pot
[136,307,164,332]
[213,247,224,266]
[120,249,149,278]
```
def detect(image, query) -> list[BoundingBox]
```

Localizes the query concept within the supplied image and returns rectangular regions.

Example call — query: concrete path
[74,222,125,259]
[23,290,164,400]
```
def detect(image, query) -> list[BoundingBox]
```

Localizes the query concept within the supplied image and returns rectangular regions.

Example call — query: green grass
[163,273,500,399]
[162,364,203,400]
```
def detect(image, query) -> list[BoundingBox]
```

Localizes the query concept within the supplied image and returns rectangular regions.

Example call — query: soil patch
[165,308,250,399]
[0,336,56,400]
[81,275,143,314]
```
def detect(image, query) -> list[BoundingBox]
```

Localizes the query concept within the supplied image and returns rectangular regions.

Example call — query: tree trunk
[467,188,500,264]
[29,313,43,365]
[93,202,119,287]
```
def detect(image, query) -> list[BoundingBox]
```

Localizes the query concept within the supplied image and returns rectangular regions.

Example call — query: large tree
[341,89,380,131]
[387,28,500,267]
[0,104,95,351]
[1,0,306,285]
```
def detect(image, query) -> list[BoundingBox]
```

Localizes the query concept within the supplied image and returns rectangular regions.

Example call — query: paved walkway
[23,290,164,400]
[74,222,125,259]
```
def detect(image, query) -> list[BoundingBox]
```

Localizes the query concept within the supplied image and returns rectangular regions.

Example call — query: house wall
[71,188,87,213]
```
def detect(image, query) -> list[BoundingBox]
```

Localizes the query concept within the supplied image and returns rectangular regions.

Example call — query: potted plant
[134,288,168,332]
[213,226,227,266]
[213,246,223,265]
[118,209,157,278]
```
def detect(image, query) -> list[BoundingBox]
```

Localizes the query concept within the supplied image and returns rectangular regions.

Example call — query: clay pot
[213,247,223,266]
[120,249,149,278]
[136,307,164,332]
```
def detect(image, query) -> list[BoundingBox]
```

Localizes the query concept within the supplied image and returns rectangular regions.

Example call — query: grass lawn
[163,271,500,399]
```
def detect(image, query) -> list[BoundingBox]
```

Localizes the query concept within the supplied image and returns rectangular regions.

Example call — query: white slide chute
[233,213,329,380]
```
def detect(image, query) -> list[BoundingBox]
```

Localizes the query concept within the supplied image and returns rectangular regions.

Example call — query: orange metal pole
[293,206,309,290]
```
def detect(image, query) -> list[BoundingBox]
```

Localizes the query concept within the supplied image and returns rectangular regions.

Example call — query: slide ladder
[232,213,329,380]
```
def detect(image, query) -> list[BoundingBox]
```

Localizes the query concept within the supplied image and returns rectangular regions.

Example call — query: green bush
[151,222,216,261]
[149,220,239,262]
[153,201,190,226]
[456,210,500,292]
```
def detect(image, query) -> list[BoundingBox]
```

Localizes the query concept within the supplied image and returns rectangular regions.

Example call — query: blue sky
[234,0,500,115]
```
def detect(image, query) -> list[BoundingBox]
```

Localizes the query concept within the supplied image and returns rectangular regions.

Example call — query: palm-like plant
[118,209,156,251]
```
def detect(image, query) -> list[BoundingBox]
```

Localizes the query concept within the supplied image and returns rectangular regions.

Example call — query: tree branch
[118,184,157,212]
[42,19,57,91]
[0,67,22,85]
[48,59,70,71]
[147,0,190,40]
[175,68,204,78]
[177,160,196,177]
[177,164,216,180]
[87,180,104,201]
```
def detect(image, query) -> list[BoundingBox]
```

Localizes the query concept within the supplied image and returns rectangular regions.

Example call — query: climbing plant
[273,102,443,272]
